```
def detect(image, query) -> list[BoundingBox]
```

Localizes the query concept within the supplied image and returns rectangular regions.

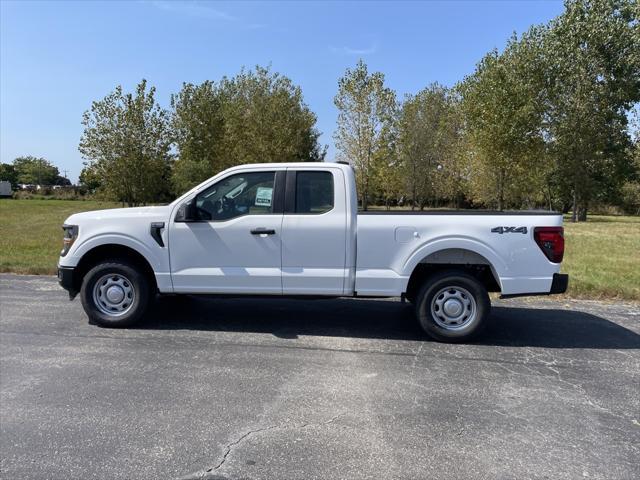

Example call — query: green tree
[79,79,173,206]
[545,0,640,221]
[219,66,325,166]
[398,84,461,209]
[621,112,640,215]
[373,157,404,209]
[621,154,640,215]
[12,156,60,185]
[434,94,470,209]
[334,60,396,210]
[171,81,225,193]
[171,66,325,193]
[371,116,402,209]
[460,28,549,210]
[78,164,102,192]
[0,163,18,189]
[53,175,71,186]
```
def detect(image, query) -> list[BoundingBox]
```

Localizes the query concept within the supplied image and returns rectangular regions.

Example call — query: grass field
[560,214,639,301]
[1,199,638,300]
[0,199,121,275]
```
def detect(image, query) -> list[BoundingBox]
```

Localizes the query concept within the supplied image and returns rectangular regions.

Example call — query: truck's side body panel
[281,166,348,295]
[169,214,284,294]
[343,167,358,296]
[59,206,173,292]
[59,162,564,300]
[168,165,286,294]
[355,213,562,296]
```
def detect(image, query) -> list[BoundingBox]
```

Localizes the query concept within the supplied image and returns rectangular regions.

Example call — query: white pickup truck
[58,162,567,342]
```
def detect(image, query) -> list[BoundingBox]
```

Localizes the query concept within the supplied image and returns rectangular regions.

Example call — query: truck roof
[222,161,351,171]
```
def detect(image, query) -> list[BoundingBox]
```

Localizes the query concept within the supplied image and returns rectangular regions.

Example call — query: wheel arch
[404,247,502,302]
[72,244,158,294]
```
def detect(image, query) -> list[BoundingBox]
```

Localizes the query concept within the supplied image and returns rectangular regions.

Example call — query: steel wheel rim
[92,273,135,317]
[430,286,477,330]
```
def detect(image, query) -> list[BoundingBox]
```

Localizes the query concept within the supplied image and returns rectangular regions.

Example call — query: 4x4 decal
[491,226,528,234]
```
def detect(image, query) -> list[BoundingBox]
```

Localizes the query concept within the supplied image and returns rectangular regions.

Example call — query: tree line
[334,0,640,219]
[2,0,638,219]
[77,67,325,207]
[0,156,71,188]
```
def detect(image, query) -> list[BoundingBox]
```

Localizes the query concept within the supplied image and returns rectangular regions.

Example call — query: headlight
[61,224,79,257]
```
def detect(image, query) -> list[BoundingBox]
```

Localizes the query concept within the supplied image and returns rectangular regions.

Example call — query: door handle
[250,228,276,235]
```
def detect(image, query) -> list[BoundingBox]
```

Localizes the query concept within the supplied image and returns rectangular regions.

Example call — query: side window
[295,171,334,214]
[196,171,275,221]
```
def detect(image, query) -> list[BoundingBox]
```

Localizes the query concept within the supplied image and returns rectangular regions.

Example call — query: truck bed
[354,212,563,296]
[358,210,562,216]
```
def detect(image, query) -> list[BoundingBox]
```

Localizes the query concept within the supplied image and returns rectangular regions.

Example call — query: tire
[80,260,151,328]
[415,270,490,343]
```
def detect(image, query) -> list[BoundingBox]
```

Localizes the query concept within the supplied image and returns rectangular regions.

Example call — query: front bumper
[500,273,569,299]
[57,265,78,299]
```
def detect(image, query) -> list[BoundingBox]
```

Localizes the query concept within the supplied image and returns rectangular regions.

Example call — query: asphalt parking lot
[1,274,639,480]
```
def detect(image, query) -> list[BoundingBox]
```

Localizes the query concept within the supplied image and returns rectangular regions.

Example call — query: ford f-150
[58,162,568,342]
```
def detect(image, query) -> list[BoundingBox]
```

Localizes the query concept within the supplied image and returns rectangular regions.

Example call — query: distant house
[0,180,12,198]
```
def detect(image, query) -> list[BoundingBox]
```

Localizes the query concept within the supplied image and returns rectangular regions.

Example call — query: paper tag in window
[255,187,273,206]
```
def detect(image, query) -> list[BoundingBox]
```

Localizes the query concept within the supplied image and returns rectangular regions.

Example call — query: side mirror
[175,199,197,222]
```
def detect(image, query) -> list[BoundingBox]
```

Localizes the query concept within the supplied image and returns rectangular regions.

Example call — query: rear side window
[295,171,334,214]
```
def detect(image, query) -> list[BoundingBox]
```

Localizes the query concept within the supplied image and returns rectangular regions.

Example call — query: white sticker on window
[255,186,273,206]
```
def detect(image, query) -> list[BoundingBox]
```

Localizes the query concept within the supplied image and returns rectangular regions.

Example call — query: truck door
[281,168,347,295]
[169,169,284,294]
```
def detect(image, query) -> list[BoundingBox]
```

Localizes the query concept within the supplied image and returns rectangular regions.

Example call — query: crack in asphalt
[521,347,637,424]
[486,347,640,437]
[178,413,346,479]
[211,425,280,472]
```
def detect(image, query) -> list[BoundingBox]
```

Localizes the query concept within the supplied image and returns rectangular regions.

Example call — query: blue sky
[0,0,564,182]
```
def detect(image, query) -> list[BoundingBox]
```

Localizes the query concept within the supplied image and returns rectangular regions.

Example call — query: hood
[65,205,172,225]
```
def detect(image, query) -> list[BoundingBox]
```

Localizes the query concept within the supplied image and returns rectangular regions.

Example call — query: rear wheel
[415,270,490,343]
[80,260,151,328]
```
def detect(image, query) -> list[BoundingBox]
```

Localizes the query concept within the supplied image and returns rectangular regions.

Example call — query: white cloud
[150,1,237,22]
[245,22,268,30]
[330,43,378,56]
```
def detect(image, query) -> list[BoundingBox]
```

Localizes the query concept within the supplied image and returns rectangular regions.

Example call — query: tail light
[534,227,564,263]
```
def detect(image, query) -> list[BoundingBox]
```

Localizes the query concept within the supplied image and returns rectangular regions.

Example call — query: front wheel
[80,260,151,328]
[415,270,490,343]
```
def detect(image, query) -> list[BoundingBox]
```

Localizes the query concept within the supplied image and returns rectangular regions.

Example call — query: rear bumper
[57,265,78,299]
[500,273,568,299]
[549,273,569,294]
